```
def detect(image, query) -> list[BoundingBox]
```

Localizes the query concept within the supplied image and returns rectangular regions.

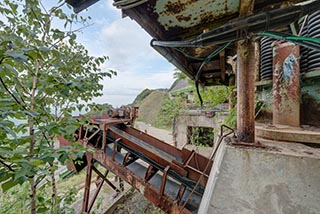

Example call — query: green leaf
[28,159,44,166]
[0,172,11,182]
[5,50,28,62]
[1,178,17,192]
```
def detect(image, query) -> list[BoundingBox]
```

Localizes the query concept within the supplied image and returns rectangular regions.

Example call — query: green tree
[0,0,114,213]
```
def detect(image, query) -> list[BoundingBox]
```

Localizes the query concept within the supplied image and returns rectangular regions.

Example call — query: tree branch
[0,156,15,172]
[16,77,31,96]
[0,76,27,110]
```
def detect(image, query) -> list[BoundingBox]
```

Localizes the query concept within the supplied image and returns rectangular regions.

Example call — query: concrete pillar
[237,40,256,142]
[272,42,300,127]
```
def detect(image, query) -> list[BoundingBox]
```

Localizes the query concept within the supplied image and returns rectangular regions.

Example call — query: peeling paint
[154,0,239,30]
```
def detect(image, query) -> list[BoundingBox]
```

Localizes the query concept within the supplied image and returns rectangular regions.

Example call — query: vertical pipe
[272,42,300,127]
[237,40,256,142]
[82,153,93,212]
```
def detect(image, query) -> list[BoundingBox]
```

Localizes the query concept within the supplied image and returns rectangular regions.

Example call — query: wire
[258,31,320,51]
[172,47,205,61]
[151,1,320,48]
[194,42,232,107]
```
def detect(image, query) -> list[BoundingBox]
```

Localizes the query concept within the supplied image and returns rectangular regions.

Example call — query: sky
[60,0,175,107]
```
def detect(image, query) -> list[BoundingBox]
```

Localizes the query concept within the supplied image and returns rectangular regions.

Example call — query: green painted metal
[154,0,240,30]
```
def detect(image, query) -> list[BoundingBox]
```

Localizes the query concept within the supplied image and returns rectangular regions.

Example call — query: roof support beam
[237,0,256,142]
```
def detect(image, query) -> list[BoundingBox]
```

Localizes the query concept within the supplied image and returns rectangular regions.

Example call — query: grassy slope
[137,91,166,126]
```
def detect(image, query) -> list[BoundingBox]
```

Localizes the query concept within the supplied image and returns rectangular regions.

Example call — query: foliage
[0,182,78,214]
[188,127,215,147]
[0,0,114,213]
[195,85,232,108]
[155,95,186,129]
[132,88,153,106]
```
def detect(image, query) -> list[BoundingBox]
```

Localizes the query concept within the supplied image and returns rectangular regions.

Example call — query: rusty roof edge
[151,43,195,81]
[150,1,320,48]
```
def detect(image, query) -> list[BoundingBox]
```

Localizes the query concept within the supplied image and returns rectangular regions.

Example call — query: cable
[151,0,320,48]
[258,31,320,51]
[172,47,205,61]
[194,42,232,107]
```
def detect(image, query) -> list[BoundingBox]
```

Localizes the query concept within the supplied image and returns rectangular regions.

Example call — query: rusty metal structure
[60,116,213,213]
[63,0,320,213]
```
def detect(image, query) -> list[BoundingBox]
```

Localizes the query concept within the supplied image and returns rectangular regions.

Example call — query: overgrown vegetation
[155,95,186,129]
[135,71,237,145]
[188,127,215,147]
[0,0,114,213]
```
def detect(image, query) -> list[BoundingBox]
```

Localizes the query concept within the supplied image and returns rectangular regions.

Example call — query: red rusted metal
[272,42,300,127]
[82,153,93,212]
[60,117,213,213]
[236,0,256,143]
[88,169,108,212]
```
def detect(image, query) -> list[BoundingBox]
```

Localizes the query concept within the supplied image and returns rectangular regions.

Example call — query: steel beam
[237,0,256,143]
[82,153,93,212]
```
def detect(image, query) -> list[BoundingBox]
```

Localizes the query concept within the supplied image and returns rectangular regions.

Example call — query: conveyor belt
[109,125,178,163]
[100,143,202,212]
[60,119,213,213]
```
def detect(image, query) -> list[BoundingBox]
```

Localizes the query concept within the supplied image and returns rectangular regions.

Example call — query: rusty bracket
[122,152,139,167]
[170,160,187,177]
[160,165,170,198]
[112,138,122,161]
[145,165,158,182]
[183,150,195,166]
[176,185,187,205]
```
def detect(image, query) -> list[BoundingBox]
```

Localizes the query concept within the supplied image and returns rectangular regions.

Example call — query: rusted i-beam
[237,40,257,142]
[237,0,256,143]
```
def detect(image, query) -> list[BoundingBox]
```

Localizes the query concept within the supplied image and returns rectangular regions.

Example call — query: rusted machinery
[59,115,213,213]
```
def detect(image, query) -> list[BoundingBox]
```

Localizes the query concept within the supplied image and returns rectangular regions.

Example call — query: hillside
[136,90,166,126]
[133,79,191,127]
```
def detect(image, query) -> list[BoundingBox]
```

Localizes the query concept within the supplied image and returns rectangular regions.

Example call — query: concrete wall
[199,140,320,214]
[174,110,227,147]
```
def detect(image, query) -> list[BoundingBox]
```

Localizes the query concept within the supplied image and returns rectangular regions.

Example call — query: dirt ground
[134,121,174,145]
[110,189,163,214]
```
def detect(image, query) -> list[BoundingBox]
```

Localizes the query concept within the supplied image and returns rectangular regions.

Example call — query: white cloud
[93,66,175,107]
[75,3,176,107]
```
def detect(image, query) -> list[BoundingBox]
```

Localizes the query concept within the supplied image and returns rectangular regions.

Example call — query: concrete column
[237,40,256,142]
[272,42,300,127]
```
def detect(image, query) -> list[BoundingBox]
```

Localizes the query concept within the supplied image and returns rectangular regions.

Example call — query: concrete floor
[199,139,320,214]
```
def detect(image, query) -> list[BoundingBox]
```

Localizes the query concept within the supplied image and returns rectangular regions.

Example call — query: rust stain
[272,42,300,127]
[163,0,201,16]
[176,14,192,22]
[164,1,186,15]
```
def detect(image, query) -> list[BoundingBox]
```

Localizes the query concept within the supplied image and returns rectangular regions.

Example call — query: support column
[237,40,256,142]
[272,42,300,127]
[236,0,256,143]
[82,153,93,212]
